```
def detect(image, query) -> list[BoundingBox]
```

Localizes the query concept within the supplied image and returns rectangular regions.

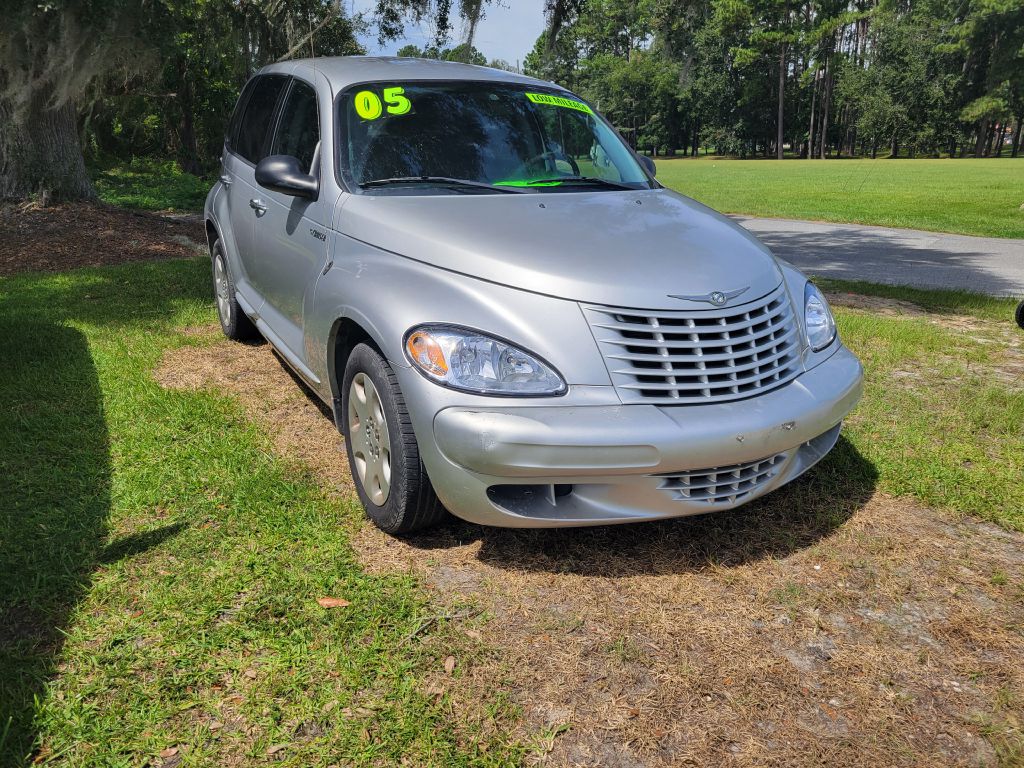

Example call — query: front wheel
[1016,300,1024,330]
[342,343,447,534]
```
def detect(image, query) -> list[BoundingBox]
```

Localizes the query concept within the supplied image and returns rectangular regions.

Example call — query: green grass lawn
[820,281,1023,523]
[89,155,1024,239]
[656,156,1024,239]
[0,261,522,767]
[91,158,210,212]
[1,256,1021,765]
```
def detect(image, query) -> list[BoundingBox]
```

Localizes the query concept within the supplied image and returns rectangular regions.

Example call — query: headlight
[804,282,837,351]
[404,326,566,396]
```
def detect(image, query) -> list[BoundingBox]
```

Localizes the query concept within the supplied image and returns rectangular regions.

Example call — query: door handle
[219,174,232,187]
[249,198,267,214]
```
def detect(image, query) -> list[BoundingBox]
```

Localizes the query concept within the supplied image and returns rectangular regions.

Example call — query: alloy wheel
[347,372,392,505]
[214,252,231,325]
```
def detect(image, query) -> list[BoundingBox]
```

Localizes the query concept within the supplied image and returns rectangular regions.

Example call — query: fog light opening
[486,483,574,514]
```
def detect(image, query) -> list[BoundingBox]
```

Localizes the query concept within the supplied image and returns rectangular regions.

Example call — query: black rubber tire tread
[1016,300,1024,330]
[342,343,448,534]
[211,238,259,342]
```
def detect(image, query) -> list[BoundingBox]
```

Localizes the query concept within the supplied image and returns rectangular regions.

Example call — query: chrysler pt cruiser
[204,56,863,534]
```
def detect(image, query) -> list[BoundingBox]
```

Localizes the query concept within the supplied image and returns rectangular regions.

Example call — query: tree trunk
[1012,117,1023,158]
[807,68,819,158]
[890,133,898,158]
[0,90,95,202]
[995,122,1008,157]
[777,42,786,160]
[984,122,996,156]
[974,118,989,157]
[175,59,202,175]
[818,67,833,159]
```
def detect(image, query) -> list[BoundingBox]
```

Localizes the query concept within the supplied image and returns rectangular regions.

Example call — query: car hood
[337,188,783,310]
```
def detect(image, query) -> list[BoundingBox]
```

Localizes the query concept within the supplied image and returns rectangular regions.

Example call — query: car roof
[257,56,559,94]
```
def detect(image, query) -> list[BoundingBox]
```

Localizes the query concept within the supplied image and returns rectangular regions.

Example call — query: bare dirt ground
[0,201,205,276]
[825,291,930,317]
[156,333,1024,768]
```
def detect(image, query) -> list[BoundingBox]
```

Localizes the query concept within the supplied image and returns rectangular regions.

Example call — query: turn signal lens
[403,326,566,396]
[406,331,448,377]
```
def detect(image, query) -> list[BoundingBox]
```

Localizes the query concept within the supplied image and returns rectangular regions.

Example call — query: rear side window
[234,75,287,164]
[270,80,320,173]
[226,79,257,150]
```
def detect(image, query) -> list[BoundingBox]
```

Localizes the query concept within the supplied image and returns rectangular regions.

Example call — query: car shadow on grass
[404,437,877,577]
[0,322,179,765]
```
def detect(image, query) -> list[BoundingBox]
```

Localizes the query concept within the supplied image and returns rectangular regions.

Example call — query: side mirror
[255,155,318,199]
[637,154,656,177]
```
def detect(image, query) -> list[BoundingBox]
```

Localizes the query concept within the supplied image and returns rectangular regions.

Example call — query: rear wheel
[342,343,447,534]
[211,238,258,341]
[1016,300,1024,330]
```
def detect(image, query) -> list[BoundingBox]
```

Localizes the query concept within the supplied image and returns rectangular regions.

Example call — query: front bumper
[422,346,863,527]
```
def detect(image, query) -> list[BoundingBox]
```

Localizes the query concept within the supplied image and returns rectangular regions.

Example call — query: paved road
[733,216,1024,297]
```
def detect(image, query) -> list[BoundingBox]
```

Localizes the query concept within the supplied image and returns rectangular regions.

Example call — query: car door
[222,73,289,310]
[247,76,332,368]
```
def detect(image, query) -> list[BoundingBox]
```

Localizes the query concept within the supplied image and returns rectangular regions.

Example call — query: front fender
[306,232,613,400]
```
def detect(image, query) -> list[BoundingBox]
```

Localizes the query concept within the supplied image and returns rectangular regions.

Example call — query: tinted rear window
[234,75,287,164]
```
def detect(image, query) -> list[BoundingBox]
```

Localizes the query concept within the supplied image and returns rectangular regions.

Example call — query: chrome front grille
[656,453,789,505]
[585,284,802,404]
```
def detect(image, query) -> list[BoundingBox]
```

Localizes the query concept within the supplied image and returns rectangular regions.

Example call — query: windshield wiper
[522,176,636,190]
[360,176,525,193]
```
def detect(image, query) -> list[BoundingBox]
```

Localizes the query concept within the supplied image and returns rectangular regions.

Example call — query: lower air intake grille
[655,453,789,505]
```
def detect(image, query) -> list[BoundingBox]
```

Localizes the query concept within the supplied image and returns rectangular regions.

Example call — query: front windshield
[339,81,652,193]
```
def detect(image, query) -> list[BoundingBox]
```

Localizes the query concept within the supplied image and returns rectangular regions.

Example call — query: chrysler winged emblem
[669,286,750,306]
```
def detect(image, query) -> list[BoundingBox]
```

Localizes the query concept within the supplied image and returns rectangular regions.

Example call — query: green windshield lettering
[525,92,594,115]
[493,179,563,187]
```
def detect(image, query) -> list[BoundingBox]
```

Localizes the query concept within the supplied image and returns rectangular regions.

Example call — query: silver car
[204,56,863,534]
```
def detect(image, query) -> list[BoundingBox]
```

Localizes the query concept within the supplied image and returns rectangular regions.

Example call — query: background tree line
[0,0,494,201]
[0,0,1020,204]
[523,0,1024,160]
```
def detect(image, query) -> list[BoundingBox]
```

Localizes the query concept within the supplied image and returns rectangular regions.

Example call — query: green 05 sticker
[354,87,412,120]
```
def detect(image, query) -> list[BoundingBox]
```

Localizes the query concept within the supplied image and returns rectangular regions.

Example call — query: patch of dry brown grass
[826,292,929,318]
[827,292,1024,390]
[155,335,1024,767]
[358,496,1024,768]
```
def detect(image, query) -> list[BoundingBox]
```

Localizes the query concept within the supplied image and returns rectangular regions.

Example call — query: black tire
[211,238,258,341]
[1016,300,1024,330]
[341,343,448,534]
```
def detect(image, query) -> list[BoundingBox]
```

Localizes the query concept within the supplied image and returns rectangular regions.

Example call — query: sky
[349,0,547,69]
